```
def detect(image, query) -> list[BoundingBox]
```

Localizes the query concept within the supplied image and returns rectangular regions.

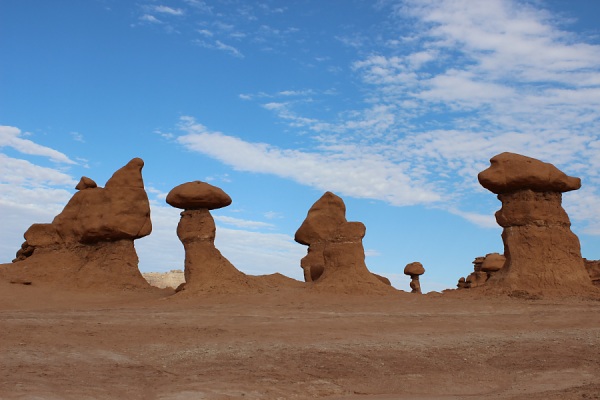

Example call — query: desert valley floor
[1,283,599,400]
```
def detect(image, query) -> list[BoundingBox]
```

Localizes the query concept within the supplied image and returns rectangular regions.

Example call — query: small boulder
[75,176,97,190]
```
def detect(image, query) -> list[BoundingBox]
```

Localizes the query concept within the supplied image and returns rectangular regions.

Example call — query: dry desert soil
[1,283,599,400]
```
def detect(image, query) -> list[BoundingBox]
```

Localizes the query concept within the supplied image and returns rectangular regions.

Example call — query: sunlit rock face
[478,152,595,296]
[458,253,505,290]
[3,158,152,290]
[585,259,600,287]
[295,191,392,294]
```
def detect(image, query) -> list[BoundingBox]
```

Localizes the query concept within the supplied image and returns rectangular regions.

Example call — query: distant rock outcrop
[478,152,596,296]
[457,253,505,289]
[143,270,185,289]
[1,158,152,290]
[295,192,392,294]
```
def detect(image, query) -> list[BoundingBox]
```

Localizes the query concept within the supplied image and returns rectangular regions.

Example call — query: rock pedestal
[167,181,247,291]
[404,262,425,294]
[478,152,595,295]
[2,158,152,290]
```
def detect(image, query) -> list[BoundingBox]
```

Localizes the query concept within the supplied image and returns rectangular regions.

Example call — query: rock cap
[167,181,232,210]
[75,176,97,190]
[480,253,505,273]
[478,152,581,194]
[404,261,425,276]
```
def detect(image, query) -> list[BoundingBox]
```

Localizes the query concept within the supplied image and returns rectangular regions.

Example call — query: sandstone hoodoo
[295,191,392,293]
[458,253,505,289]
[404,262,425,294]
[1,158,152,290]
[478,152,596,296]
[465,256,488,289]
[167,181,248,292]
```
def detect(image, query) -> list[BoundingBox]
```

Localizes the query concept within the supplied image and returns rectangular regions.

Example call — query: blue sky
[1,0,599,292]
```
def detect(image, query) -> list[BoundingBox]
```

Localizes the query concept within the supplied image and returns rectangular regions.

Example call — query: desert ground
[1,282,599,400]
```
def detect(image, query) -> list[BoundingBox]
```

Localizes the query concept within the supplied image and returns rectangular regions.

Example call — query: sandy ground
[1,283,599,400]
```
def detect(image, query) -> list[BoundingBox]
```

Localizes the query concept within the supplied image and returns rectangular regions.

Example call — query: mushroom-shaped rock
[75,176,97,190]
[478,152,581,194]
[479,152,596,296]
[404,262,425,276]
[404,262,425,294]
[167,181,232,210]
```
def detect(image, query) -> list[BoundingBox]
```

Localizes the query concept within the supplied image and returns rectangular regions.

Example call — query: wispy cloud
[70,132,84,142]
[175,0,600,235]
[152,5,184,16]
[0,154,76,186]
[0,126,76,164]
[134,2,301,55]
[214,40,243,58]
[139,14,162,24]
[175,116,440,206]
[214,215,275,230]
[193,39,244,58]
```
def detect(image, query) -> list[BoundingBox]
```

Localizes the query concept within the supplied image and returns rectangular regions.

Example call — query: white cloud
[70,132,84,143]
[183,0,212,13]
[215,40,243,58]
[213,215,275,230]
[152,5,184,16]
[197,29,213,37]
[133,0,600,236]
[447,208,498,229]
[139,14,161,24]
[193,39,244,58]
[0,154,77,187]
[0,126,76,164]
[175,116,440,206]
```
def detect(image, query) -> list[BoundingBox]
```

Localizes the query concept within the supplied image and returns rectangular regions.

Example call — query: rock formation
[478,152,596,296]
[465,256,488,289]
[585,259,600,287]
[166,181,250,292]
[481,253,505,278]
[295,192,392,293]
[457,253,505,289]
[1,158,152,290]
[403,262,425,294]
